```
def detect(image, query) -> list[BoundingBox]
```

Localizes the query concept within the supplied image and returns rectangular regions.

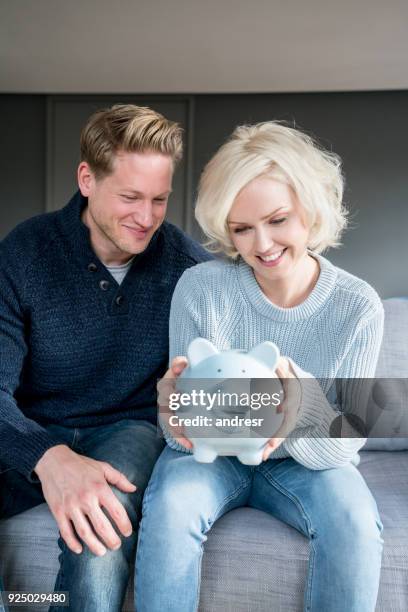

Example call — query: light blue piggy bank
[176,338,284,465]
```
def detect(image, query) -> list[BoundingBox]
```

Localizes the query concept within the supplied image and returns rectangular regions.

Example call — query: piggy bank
[175,338,284,465]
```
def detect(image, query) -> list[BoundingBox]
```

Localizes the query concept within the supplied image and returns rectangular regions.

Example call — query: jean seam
[257,470,314,537]
[305,539,316,612]
[135,478,153,602]
[195,544,204,612]
[51,537,67,604]
[210,476,252,527]
[257,470,317,610]
[191,476,252,612]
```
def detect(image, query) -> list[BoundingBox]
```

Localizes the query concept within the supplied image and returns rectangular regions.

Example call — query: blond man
[0,104,211,611]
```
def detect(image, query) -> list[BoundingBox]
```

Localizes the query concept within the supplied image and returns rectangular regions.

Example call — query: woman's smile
[256,247,288,266]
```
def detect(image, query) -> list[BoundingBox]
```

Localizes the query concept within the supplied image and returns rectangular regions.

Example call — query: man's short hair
[195,121,348,258]
[80,104,183,178]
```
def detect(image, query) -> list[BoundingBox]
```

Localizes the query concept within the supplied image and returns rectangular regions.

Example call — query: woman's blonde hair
[195,121,347,257]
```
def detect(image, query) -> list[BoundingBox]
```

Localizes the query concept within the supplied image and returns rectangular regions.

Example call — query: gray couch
[1,298,407,611]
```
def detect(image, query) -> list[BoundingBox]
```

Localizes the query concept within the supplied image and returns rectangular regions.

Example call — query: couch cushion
[376,299,408,378]
[200,451,408,611]
[365,298,408,450]
[0,504,135,612]
[358,452,408,611]
[1,452,407,612]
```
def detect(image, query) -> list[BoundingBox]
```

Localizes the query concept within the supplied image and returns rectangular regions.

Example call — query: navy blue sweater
[0,191,212,479]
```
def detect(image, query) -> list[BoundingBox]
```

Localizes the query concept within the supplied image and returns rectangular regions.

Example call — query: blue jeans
[0,419,163,612]
[135,446,383,612]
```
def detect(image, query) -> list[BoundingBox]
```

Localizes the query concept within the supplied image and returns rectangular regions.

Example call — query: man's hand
[262,357,301,461]
[34,445,137,556]
[157,356,193,450]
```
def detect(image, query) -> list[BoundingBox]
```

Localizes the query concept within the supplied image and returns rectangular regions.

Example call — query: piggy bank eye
[241,369,246,373]
[217,368,222,373]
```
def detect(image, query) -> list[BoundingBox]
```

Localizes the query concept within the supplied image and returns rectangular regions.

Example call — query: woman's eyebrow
[228,206,286,225]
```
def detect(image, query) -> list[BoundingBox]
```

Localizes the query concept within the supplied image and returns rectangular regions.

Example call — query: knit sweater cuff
[159,414,192,455]
[17,431,66,482]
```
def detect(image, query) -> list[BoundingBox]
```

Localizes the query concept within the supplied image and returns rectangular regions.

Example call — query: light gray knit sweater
[166,253,384,470]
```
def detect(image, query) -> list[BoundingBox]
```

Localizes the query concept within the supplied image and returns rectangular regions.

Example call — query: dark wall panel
[0,95,46,238]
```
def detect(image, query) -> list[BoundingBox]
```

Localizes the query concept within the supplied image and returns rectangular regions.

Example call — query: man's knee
[53,535,133,612]
[109,484,142,527]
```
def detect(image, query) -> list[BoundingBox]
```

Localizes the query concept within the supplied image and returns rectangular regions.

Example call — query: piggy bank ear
[188,338,219,368]
[248,342,280,370]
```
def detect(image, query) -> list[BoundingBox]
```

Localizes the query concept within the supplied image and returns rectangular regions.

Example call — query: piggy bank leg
[237,448,264,466]
[193,444,218,463]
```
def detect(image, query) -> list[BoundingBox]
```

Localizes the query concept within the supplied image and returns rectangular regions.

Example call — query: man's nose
[134,201,154,228]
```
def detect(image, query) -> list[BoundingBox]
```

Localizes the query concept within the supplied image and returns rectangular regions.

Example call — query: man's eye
[154,198,167,203]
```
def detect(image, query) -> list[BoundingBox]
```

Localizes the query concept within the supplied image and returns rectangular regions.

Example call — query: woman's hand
[157,357,193,450]
[262,356,302,461]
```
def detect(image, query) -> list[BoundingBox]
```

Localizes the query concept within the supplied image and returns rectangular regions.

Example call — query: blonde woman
[135,122,384,612]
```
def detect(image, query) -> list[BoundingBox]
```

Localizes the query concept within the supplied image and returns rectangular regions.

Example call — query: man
[0,104,211,611]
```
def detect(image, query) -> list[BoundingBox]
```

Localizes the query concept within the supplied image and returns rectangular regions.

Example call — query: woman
[135,122,384,611]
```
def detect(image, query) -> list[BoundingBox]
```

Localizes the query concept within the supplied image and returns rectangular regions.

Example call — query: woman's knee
[145,469,200,520]
[310,470,383,550]
[141,451,221,535]
[310,466,383,548]
[334,499,383,549]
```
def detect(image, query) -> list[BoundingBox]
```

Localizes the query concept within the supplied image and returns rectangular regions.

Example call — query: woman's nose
[254,228,273,253]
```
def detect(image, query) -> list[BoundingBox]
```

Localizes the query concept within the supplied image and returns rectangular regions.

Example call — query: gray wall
[0,95,46,236]
[1,92,407,298]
